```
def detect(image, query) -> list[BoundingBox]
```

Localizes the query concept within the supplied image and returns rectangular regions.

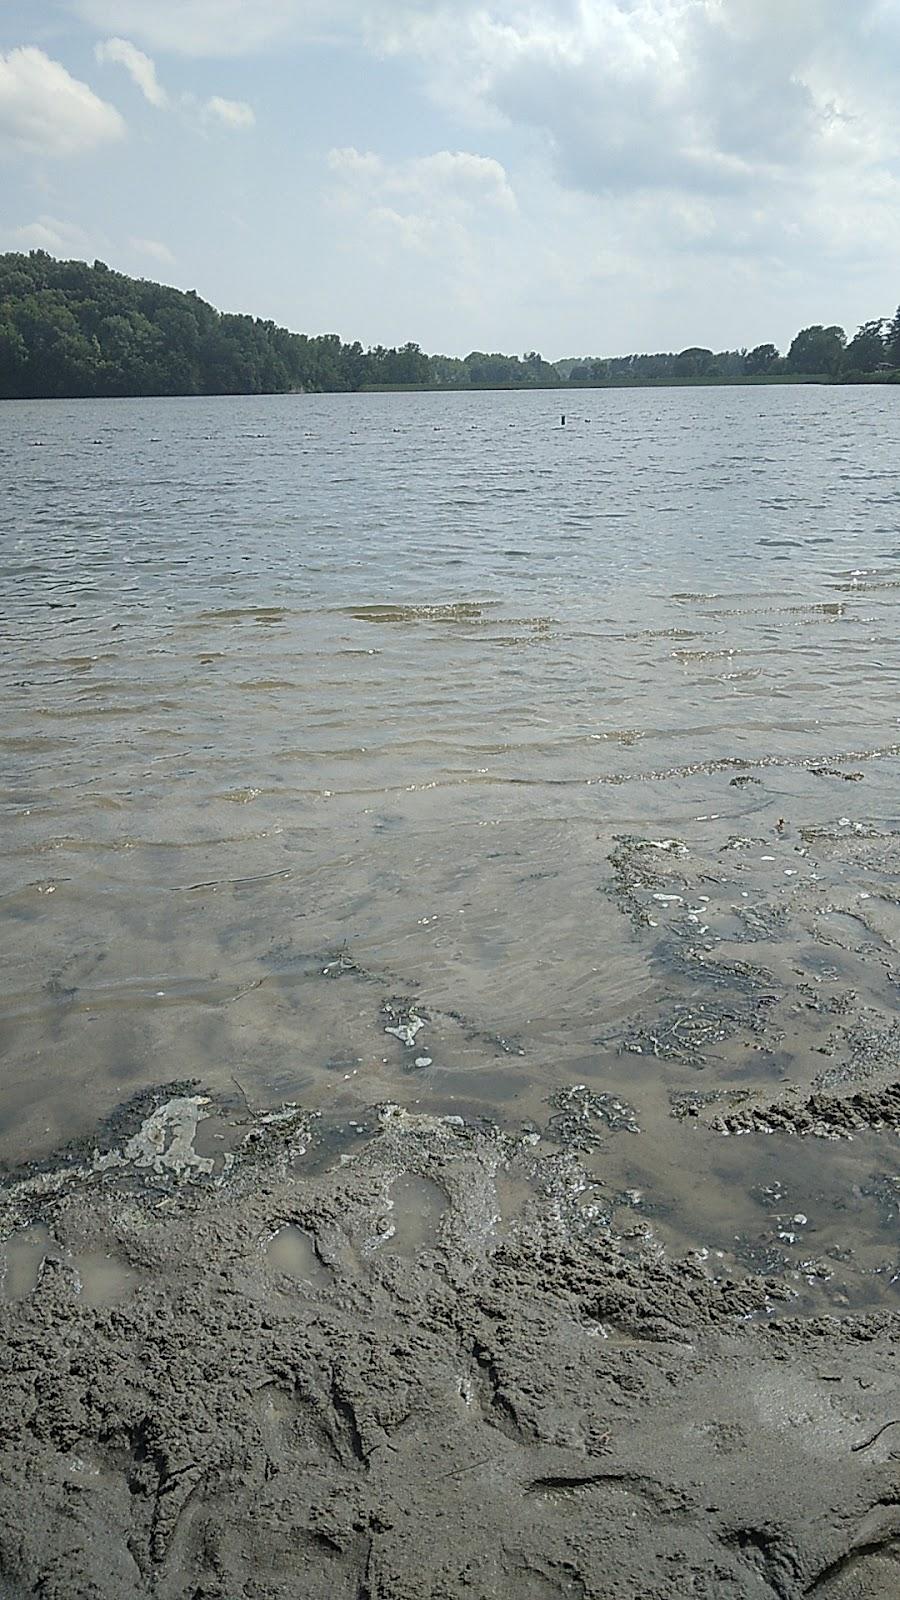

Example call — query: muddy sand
[0,1083,897,1600]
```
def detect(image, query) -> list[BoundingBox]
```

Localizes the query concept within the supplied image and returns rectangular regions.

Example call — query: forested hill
[1,251,898,399]
[0,251,438,399]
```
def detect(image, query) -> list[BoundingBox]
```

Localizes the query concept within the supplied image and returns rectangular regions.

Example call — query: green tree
[429,353,468,386]
[0,247,891,399]
[0,320,28,397]
[675,347,716,378]
[842,319,886,375]
[786,325,846,376]
[10,291,101,396]
[744,343,780,375]
[886,306,900,367]
[569,358,608,383]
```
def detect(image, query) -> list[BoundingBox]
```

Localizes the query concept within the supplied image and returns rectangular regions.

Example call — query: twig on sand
[433,1457,492,1482]
[231,1076,254,1114]
[851,1419,900,1453]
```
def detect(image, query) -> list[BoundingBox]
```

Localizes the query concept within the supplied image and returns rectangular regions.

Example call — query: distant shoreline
[5,373,900,402]
[3,252,898,401]
[362,373,836,392]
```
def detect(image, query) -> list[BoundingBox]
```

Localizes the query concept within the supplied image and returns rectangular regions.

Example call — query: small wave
[342,601,493,624]
[197,607,288,623]
[672,648,737,662]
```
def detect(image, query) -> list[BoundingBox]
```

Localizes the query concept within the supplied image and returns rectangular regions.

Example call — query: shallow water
[1,386,899,1306]
[0,1223,137,1305]
[265,1225,331,1286]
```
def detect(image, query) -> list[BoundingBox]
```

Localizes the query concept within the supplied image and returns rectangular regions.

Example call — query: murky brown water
[2,386,899,1307]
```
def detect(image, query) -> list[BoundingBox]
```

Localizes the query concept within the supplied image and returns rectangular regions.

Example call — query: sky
[1,1,899,358]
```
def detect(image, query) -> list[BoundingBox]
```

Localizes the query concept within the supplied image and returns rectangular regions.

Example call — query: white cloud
[10,215,98,254]
[93,39,255,132]
[73,0,456,58]
[328,146,516,216]
[130,236,176,264]
[95,37,168,108]
[0,46,125,158]
[370,0,900,203]
[59,1,900,353]
[351,0,900,348]
[71,4,900,206]
[75,0,329,56]
[409,150,515,212]
[325,145,521,337]
[204,95,255,128]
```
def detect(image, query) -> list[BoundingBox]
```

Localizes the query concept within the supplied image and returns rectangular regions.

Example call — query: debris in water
[548,1084,640,1149]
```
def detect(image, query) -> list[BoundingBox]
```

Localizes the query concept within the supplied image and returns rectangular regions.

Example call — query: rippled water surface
[2,386,899,1304]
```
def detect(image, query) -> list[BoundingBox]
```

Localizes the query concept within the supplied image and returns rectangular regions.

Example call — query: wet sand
[0,1079,897,1599]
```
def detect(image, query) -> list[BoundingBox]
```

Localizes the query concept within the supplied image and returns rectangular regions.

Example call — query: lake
[2,384,899,1304]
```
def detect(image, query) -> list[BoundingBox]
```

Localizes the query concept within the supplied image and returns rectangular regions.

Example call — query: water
[2,386,899,1306]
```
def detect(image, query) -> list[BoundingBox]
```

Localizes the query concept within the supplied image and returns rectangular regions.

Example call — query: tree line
[0,252,436,399]
[565,319,900,385]
[0,251,898,399]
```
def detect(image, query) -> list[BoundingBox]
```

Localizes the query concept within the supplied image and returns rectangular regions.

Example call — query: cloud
[71,4,900,204]
[371,0,900,202]
[0,46,125,158]
[325,144,521,339]
[130,236,176,264]
[93,39,255,131]
[204,95,255,128]
[328,146,516,217]
[75,0,328,57]
[352,0,900,343]
[73,0,454,58]
[10,215,98,253]
[95,37,168,108]
[60,1,900,355]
